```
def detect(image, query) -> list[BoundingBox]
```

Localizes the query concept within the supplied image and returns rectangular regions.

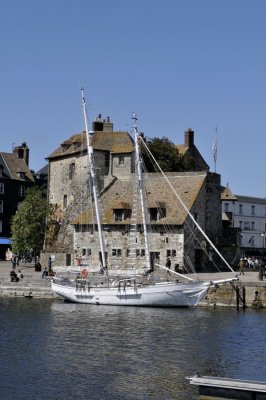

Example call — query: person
[10,270,19,282]
[76,255,82,266]
[166,257,171,274]
[17,270,23,279]
[48,256,52,273]
[42,267,48,279]
[247,257,254,269]
[238,258,245,275]
[11,254,17,269]
[253,290,262,308]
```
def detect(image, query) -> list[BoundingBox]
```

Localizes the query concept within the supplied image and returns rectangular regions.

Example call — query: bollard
[259,266,264,281]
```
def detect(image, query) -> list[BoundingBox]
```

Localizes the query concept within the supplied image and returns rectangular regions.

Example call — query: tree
[11,186,52,261]
[141,136,183,172]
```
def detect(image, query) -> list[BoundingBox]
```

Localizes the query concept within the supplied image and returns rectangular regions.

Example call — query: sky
[1,0,266,197]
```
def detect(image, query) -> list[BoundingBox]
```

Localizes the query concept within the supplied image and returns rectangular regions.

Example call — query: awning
[0,238,12,245]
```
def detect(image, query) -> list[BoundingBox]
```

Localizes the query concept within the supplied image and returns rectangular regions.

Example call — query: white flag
[212,130,218,163]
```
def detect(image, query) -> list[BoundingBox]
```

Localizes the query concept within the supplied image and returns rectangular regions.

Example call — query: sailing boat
[51,90,238,307]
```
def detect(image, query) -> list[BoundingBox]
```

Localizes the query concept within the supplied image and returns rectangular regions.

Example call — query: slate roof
[221,185,238,201]
[0,153,35,182]
[47,131,134,160]
[72,172,207,226]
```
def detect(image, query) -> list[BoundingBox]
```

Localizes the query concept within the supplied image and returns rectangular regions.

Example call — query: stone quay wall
[0,262,265,308]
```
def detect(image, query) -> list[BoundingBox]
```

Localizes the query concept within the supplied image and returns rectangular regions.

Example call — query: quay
[0,260,59,299]
[187,375,266,399]
[0,260,266,307]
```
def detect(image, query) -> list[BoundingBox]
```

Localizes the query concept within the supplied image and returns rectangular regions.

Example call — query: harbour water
[1,299,266,399]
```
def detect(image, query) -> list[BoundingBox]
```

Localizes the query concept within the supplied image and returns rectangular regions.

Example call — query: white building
[222,185,266,258]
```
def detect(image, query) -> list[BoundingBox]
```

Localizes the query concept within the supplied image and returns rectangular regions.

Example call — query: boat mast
[81,89,106,270]
[132,113,151,272]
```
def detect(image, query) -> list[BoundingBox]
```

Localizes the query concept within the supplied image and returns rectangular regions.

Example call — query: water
[1,300,266,400]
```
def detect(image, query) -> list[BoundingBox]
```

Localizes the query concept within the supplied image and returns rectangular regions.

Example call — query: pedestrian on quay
[42,267,48,279]
[166,257,171,274]
[238,258,245,275]
[11,254,17,269]
[48,256,52,273]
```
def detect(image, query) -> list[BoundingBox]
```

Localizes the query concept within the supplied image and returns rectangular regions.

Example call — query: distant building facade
[222,185,266,260]
[0,143,35,259]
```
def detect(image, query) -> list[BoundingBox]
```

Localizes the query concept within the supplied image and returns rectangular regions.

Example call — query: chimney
[13,142,29,166]
[92,113,104,131]
[103,116,113,132]
[184,129,194,148]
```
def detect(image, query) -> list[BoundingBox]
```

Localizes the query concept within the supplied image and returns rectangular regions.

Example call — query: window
[118,156,124,165]
[0,200,3,213]
[124,209,132,219]
[251,221,255,230]
[158,208,166,219]
[248,236,255,246]
[224,203,229,212]
[239,221,242,229]
[82,248,91,256]
[251,205,255,216]
[141,249,145,257]
[19,172,26,179]
[19,186,25,196]
[114,209,123,221]
[113,209,131,221]
[167,249,176,257]
[239,204,243,214]
[149,208,158,221]
[69,163,75,179]
[243,221,251,230]
[112,248,122,257]
[0,182,4,194]
[63,195,67,209]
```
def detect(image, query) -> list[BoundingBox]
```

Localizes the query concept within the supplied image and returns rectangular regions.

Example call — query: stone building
[43,117,225,272]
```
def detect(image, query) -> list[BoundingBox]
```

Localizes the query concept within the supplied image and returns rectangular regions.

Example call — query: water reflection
[1,299,266,399]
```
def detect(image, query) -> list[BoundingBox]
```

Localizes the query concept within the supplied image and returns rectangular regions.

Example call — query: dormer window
[113,208,131,222]
[149,207,166,221]
[73,141,81,151]
[18,171,26,179]
[61,142,71,153]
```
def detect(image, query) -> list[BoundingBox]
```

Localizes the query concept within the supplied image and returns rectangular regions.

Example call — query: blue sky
[1,0,266,197]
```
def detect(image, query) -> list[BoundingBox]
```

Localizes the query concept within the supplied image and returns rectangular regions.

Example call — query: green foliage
[11,186,51,255]
[141,136,183,172]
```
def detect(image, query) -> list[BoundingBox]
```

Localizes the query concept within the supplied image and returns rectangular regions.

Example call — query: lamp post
[262,232,265,262]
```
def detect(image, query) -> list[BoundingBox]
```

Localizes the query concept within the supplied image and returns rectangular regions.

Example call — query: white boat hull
[51,280,210,307]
